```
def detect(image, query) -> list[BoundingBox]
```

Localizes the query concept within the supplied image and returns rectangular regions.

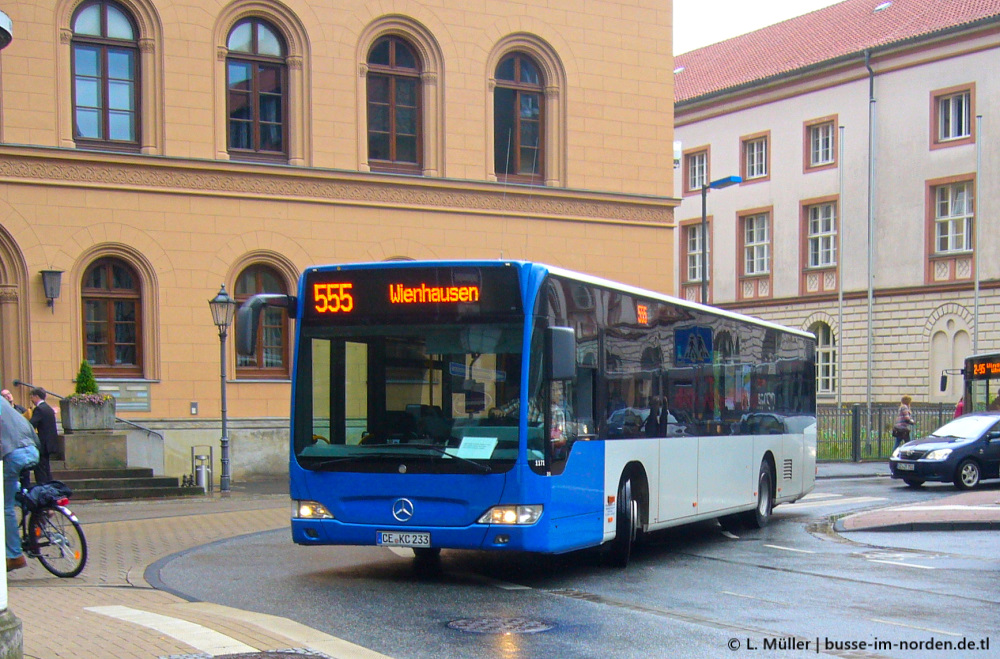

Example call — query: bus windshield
[293,321,533,473]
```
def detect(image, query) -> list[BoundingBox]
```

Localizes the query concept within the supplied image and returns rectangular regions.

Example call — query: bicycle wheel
[28,507,87,578]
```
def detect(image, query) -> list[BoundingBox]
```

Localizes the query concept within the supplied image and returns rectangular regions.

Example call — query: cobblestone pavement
[7,491,390,659]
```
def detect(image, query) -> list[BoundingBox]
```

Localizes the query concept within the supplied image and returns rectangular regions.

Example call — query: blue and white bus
[237,260,816,566]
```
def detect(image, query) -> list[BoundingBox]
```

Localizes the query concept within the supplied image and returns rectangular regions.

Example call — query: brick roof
[674,0,1000,103]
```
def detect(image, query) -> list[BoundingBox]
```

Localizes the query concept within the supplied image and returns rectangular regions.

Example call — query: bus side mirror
[546,326,576,381]
[236,294,297,356]
[939,374,948,392]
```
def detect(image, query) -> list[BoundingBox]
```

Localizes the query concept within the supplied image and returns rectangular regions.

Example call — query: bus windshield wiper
[400,443,493,473]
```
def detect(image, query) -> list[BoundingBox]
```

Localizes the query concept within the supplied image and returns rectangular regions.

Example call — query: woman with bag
[893,395,915,448]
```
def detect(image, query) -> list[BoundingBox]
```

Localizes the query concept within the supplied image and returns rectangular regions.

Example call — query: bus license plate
[897,463,915,471]
[377,531,431,547]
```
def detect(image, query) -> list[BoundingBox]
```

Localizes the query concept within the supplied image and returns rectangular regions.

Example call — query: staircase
[50,465,206,501]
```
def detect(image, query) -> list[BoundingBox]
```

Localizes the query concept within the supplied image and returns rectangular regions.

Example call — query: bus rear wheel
[741,461,773,529]
[606,476,638,567]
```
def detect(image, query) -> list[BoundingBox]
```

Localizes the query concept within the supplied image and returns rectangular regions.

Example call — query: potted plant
[59,361,116,432]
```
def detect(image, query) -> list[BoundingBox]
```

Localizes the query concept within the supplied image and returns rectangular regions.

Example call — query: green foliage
[67,360,114,406]
[74,360,99,395]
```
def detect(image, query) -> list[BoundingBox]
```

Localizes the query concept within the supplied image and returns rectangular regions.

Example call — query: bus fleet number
[314,283,354,314]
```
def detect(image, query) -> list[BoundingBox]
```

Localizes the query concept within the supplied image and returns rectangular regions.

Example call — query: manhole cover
[448,617,554,634]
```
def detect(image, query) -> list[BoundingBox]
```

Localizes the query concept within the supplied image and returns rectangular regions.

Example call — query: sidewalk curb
[834,519,1000,533]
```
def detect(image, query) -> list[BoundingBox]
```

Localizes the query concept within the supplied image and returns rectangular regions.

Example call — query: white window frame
[809,122,834,166]
[935,182,973,254]
[686,224,709,282]
[812,322,837,394]
[687,151,706,191]
[743,213,770,275]
[744,137,767,179]
[807,203,837,268]
[938,91,970,142]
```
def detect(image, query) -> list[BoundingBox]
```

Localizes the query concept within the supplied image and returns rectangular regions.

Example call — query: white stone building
[672,0,1000,408]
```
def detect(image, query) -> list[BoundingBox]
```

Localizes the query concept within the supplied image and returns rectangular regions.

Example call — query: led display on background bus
[301,265,523,323]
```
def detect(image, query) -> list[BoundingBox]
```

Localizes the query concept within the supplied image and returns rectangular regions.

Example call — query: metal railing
[817,402,953,462]
[12,379,164,443]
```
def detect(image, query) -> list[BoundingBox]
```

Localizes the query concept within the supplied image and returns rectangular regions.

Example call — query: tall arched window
[71,0,140,149]
[494,52,544,184]
[367,36,421,173]
[810,321,836,395]
[227,18,287,160]
[234,265,289,377]
[82,258,142,376]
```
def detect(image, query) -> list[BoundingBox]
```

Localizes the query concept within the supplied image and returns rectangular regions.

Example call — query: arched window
[226,18,287,160]
[367,36,421,173]
[234,265,289,377]
[82,258,142,376]
[810,321,836,395]
[71,0,140,149]
[494,52,544,184]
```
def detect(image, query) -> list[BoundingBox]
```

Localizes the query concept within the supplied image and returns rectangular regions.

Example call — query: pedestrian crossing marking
[86,605,258,656]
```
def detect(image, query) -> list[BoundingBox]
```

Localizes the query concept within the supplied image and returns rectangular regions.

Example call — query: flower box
[60,396,117,432]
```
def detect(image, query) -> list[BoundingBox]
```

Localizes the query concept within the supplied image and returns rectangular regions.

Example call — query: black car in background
[890,412,1000,489]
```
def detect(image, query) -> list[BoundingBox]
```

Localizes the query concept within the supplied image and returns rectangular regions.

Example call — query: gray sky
[674,0,844,54]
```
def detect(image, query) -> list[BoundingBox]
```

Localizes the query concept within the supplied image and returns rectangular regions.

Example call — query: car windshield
[928,415,998,440]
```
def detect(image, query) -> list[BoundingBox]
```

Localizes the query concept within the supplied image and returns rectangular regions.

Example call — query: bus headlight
[924,449,952,461]
[478,505,543,525]
[294,500,334,519]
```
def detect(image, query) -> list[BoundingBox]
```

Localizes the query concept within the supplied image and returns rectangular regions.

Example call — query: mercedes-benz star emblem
[392,498,414,522]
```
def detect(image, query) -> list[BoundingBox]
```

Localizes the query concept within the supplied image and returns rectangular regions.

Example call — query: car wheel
[741,461,773,529]
[954,459,980,490]
[903,478,924,488]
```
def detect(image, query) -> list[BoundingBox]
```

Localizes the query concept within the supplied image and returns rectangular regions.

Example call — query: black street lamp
[209,284,238,494]
[700,175,742,304]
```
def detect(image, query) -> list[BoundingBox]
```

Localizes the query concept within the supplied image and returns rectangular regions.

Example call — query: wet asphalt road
[155,477,999,659]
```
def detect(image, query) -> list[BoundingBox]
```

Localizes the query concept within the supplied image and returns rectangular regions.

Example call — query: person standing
[893,395,915,449]
[1,389,27,416]
[1,395,40,571]
[28,387,58,485]
[954,396,964,418]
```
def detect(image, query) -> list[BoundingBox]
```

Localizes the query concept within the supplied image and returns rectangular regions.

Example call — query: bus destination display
[303,265,521,322]
[971,360,1000,378]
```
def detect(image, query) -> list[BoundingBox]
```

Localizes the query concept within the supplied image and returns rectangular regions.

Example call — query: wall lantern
[40,270,63,312]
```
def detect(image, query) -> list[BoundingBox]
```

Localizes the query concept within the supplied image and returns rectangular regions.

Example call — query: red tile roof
[674,0,1000,103]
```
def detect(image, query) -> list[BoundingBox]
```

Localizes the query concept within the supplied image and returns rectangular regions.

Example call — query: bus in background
[237,261,817,567]
[954,353,1000,413]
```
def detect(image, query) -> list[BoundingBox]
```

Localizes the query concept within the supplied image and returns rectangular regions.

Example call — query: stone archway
[0,225,30,402]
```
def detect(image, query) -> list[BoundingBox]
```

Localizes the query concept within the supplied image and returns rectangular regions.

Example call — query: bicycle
[15,478,87,578]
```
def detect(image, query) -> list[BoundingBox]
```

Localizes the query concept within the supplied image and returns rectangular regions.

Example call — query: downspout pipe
[865,50,876,438]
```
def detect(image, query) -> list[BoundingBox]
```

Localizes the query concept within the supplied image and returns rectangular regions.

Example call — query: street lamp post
[700,175,742,304]
[209,284,238,495]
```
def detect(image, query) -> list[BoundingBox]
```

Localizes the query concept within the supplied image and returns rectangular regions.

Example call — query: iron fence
[816,402,954,462]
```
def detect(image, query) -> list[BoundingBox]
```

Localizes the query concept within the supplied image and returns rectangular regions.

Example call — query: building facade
[673,0,1000,409]
[0,0,675,480]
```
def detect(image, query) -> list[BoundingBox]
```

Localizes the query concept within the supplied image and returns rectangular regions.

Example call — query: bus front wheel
[606,476,638,567]
[742,461,774,529]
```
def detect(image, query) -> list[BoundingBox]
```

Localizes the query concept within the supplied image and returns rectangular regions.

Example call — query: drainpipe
[865,50,876,439]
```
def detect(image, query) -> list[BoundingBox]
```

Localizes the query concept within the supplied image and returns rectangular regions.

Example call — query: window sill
[231,379,291,384]
[930,250,973,260]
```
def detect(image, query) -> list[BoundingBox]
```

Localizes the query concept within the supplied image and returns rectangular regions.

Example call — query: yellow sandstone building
[0,0,676,481]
